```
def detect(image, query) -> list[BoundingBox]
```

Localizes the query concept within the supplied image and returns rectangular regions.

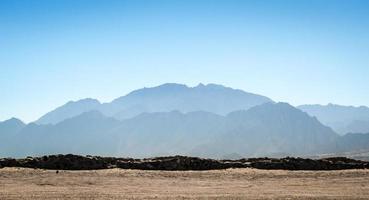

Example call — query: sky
[1,0,369,123]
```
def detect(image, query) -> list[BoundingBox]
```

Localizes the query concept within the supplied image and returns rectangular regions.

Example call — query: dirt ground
[1,168,369,200]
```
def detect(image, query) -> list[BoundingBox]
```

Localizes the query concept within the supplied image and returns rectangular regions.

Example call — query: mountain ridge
[1,83,369,159]
[35,83,273,124]
[298,104,369,135]
[36,98,101,125]
[1,102,346,158]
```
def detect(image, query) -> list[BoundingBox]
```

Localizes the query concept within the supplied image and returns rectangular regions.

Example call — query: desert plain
[1,167,369,200]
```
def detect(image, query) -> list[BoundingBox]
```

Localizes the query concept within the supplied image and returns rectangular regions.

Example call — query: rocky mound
[1,154,368,171]
[116,156,249,170]
[247,157,369,170]
[0,154,112,170]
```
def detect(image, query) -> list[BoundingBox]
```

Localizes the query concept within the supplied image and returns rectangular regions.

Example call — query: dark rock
[0,158,18,168]
[14,154,112,170]
[117,156,230,170]
[1,154,368,171]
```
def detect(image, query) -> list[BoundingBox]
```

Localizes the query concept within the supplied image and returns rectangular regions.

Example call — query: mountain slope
[103,83,273,119]
[0,118,25,134]
[108,111,227,157]
[0,118,26,157]
[339,120,369,134]
[298,104,369,135]
[35,98,101,125]
[11,111,120,157]
[4,103,346,158]
[35,83,273,124]
[192,103,339,157]
[335,133,369,152]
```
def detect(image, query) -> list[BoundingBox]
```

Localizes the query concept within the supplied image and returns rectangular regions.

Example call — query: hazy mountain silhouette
[298,104,369,135]
[9,111,120,157]
[335,132,369,152]
[2,84,369,158]
[36,98,101,125]
[3,110,226,157]
[35,83,273,124]
[0,118,25,134]
[107,110,227,157]
[104,83,273,120]
[1,103,346,158]
[192,103,338,158]
[0,118,25,144]
[0,118,25,156]
[341,120,369,134]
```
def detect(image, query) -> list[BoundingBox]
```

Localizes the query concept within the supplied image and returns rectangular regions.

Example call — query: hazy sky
[1,0,369,122]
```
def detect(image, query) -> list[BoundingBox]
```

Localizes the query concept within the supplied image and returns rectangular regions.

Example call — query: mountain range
[298,104,369,135]
[1,83,369,158]
[36,83,273,124]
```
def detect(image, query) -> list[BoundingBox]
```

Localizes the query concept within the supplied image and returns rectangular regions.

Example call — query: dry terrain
[1,168,369,200]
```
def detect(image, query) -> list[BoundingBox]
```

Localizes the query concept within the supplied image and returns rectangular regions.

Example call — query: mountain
[107,110,227,157]
[6,110,227,158]
[339,120,369,134]
[35,83,273,124]
[35,98,101,125]
[0,118,25,157]
[0,118,25,134]
[335,133,369,152]
[4,83,369,159]
[104,83,273,119]
[8,111,120,157]
[2,103,345,158]
[298,104,369,135]
[192,103,338,157]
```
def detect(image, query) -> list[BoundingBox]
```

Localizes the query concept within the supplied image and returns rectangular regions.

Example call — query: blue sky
[1,0,369,122]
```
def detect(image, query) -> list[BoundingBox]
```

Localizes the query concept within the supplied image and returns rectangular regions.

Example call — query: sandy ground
[1,168,369,199]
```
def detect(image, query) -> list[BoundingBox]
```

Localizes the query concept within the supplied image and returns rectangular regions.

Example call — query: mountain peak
[156,83,188,89]
[35,98,101,125]
[194,83,228,90]
[108,83,273,118]
[228,102,296,116]
[249,102,295,110]
[124,83,189,97]
[66,98,100,105]
[0,117,26,137]
[2,117,25,126]
[35,83,273,124]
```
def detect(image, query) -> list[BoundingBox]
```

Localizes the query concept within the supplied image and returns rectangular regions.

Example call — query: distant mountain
[2,103,347,158]
[0,118,25,156]
[192,103,338,158]
[35,83,273,124]
[5,110,227,158]
[36,98,101,125]
[0,118,25,134]
[3,83,369,159]
[298,104,369,135]
[107,110,227,157]
[10,111,120,157]
[103,83,273,119]
[340,120,369,135]
[335,133,369,152]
